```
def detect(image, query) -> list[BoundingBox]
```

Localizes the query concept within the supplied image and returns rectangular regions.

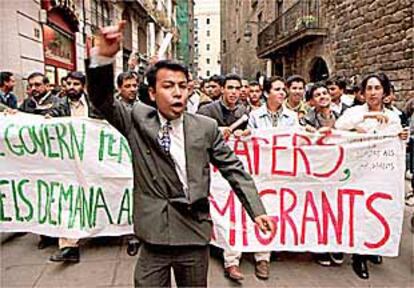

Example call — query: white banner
[0,115,405,256]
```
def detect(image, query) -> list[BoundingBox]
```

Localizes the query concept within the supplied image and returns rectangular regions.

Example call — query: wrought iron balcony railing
[257,0,326,57]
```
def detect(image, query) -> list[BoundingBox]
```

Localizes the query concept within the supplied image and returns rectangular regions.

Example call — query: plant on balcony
[294,15,317,30]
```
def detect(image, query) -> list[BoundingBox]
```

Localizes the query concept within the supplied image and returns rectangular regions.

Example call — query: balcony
[257,0,327,58]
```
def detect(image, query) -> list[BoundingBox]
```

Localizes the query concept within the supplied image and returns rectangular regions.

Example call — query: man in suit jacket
[86,21,274,287]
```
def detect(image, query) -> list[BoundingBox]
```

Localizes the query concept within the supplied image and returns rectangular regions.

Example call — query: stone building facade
[220,0,271,79]
[0,0,178,99]
[254,0,413,101]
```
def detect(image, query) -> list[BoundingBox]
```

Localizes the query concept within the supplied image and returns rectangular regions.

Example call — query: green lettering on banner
[84,187,95,228]
[37,179,49,224]
[117,188,132,225]
[29,124,47,155]
[98,129,132,164]
[0,179,12,222]
[69,123,86,161]
[18,125,37,154]
[44,124,60,158]
[98,130,106,161]
[69,186,85,229]
[93,187,113,226]
[17,179,33,221]
[47,181,59,225]
[58,183,73,225]
[11,180,24,221]
[4,124,24,156]
[55,123,74,160]
[119,137,132,164]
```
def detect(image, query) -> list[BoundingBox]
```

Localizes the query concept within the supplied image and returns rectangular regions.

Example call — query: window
[206,44,210,51]
[206,70,210,77]
[222,40,227,53]
[206,30,210,37]
[206,58,210,64]
[206,18,210,25]
[194,18,198,28]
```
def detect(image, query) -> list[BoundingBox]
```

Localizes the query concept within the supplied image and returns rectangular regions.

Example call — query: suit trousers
[134,242,209,287]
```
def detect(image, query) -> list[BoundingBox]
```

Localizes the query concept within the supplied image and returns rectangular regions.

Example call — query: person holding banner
[247,76,299,131]
[49,71,99,263]
[198,73,250,140]
[86,21,274,288]
[301,82,345,267]
[335,72,409,279]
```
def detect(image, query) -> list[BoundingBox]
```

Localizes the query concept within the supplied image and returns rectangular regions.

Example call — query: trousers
[134,242,209,287]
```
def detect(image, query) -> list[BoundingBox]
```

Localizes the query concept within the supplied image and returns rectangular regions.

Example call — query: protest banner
[0,115,405,256]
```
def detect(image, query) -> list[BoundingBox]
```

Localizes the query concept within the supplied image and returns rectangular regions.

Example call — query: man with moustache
[116,71,139,107]
[284,75,308,119]
[19,72,66,116]
[49,71,103,264]
[86,21,274,287]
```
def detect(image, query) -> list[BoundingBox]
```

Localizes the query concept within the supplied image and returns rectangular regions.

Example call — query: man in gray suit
[87,21,274,287]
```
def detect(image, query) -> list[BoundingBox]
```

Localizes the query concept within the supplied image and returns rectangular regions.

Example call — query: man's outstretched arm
[86,21,132,136]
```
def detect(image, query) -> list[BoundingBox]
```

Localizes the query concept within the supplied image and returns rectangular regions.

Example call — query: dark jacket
[0,90,17,109]
[19,92,68,117]
[197,100,249,129]
[87,63,266,246]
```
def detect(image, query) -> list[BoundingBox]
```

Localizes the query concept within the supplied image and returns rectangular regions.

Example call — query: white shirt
[187,92,200,114]
[158,112,189,199]
[335,104,402,134]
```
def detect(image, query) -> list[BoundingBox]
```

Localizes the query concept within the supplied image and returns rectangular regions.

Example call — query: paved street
[1,194,413,288]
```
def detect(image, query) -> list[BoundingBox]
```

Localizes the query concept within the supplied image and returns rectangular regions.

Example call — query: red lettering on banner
[233,139,253,174]
[255,189,278,245]
[241,207,248,246]
[209,191,236,246]
[301,191,322,244]
[271,134,292,176]
[313,134,345,177]
[339,188,364,247]
[321,191,343,245]
[292,134,312,177]
[251,137,269,175]
[364,192,392,249]
[280,188,298,245]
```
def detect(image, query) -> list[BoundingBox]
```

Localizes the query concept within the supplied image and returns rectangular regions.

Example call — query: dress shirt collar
[157,111,184,131]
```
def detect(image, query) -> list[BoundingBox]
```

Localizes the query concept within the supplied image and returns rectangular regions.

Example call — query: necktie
[158,121,172,155]
[271,112,279,127]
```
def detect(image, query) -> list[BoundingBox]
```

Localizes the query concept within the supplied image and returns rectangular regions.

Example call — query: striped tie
[158,121,172,155]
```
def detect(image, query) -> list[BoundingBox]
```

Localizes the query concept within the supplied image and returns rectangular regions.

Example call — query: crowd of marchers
[0,60,413,281]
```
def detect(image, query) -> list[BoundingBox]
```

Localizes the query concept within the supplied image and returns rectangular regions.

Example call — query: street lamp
[243,21,268,43]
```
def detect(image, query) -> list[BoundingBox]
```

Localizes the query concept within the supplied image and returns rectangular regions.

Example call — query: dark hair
[145,60,189,89]
[60,76,68,85]
[249,80,260,87]
[326,76,347,90]
[308,82,328,99]
[67,71,86,85]
[360,72,391,97]
[263,76,285,93]
[352,85,360,93]
[0,71,13,86]
[286,75,305,88]
[27,72,49,84]
[223,73,242,87]
[208,74,224,87]
[117,71,138,87]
